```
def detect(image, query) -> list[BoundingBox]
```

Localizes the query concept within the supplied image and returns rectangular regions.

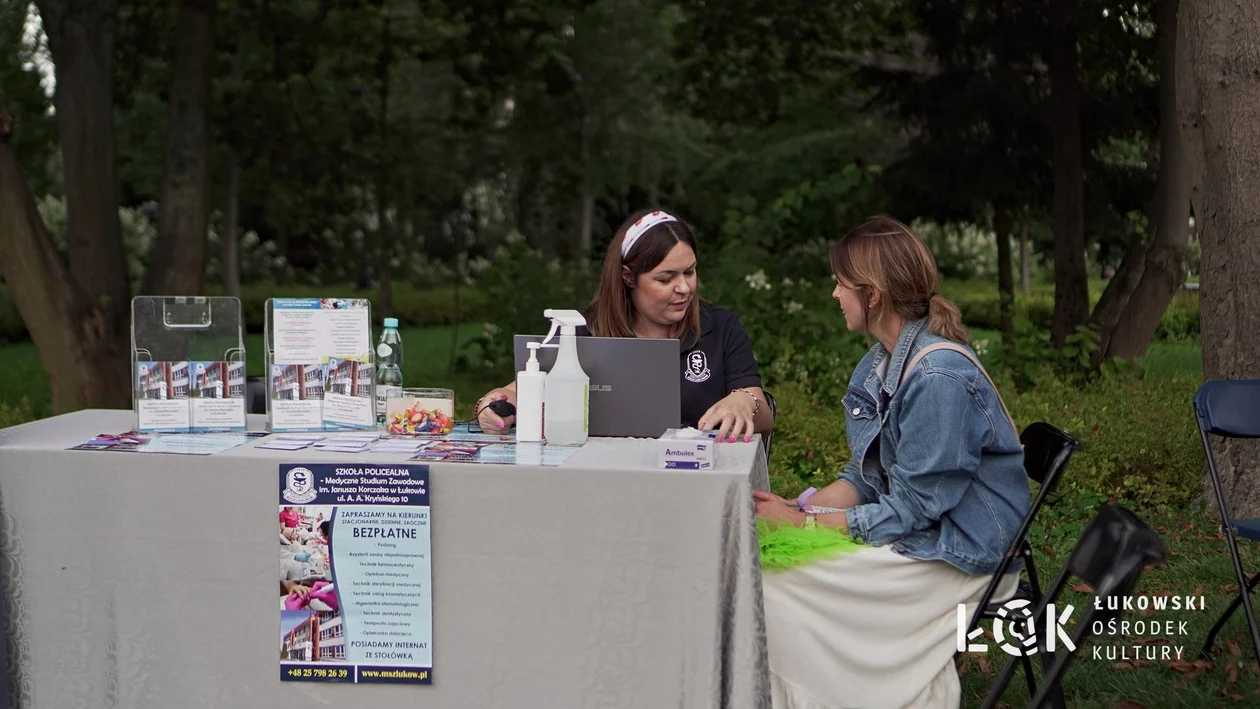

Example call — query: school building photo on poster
[271,364,325,401]
[324,358,373,399]
[135,361,189,401]
[190,361,244,399]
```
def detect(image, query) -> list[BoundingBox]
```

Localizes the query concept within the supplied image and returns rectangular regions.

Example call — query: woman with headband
[473,208,773,443]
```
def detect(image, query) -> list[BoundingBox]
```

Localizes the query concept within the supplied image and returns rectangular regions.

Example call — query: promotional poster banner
[278,463,433,684]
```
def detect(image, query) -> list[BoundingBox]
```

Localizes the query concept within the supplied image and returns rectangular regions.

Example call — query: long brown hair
[588,208,703,342]
[829,216,969,343]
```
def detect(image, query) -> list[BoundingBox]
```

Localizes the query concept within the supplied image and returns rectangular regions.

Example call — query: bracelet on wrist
[733,388,760,416]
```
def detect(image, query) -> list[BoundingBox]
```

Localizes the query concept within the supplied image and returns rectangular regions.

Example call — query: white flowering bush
[36,195,155,290]
[35,196,293,289]
[744,269,772,291]
[911,219,998,281]
[205,213,292,285]
[706,261,869,406]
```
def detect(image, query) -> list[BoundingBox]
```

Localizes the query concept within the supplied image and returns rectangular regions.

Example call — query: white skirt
[763,545,1016,709]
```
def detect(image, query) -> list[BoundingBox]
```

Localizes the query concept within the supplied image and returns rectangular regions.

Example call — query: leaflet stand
[131,296,246,434]
[263,297,376,433]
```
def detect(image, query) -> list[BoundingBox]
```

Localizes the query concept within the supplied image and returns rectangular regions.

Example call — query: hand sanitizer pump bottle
[539,309,589,446]
[515,342,546,442]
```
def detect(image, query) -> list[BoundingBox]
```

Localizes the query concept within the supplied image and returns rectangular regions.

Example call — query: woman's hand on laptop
[476,388,517,431]
[698,391,757,443]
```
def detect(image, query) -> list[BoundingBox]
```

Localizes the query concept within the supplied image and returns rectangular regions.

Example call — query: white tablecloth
[0,410,770,708]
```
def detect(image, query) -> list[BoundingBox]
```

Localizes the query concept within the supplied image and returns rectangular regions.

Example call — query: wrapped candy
[387,403,454,436]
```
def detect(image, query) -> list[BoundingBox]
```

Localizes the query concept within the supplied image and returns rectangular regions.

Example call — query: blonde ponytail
[927,294,969,343]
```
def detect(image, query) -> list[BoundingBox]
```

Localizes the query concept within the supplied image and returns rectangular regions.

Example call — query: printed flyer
[279,463,433,684]
[189,360,246,431]
[135,361,191,432]
[68,430,264,455]
[269,298,375,431]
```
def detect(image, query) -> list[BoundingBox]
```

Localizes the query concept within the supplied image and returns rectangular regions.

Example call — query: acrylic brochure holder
[131,296,246,434]
[263,297,376,433]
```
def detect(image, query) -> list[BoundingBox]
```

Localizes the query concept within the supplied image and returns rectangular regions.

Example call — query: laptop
[513,335,681,438]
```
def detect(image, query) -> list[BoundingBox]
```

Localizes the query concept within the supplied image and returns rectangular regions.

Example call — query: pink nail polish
[745,435,751,443]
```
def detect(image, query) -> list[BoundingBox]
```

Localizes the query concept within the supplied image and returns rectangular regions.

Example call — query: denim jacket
[838,318,1030,576]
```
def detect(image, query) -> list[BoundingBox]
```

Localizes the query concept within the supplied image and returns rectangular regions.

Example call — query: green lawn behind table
[0,323,505,422]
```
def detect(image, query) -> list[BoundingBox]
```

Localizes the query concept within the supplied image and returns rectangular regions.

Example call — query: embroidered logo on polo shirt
[685,351,711,383]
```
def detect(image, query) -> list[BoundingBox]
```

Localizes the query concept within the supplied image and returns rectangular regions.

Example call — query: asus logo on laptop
[590,384,612,392]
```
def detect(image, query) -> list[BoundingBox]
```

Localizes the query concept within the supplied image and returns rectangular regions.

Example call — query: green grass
[0,339,55,419]
[962,508,1260,708]
[0,323,503,420]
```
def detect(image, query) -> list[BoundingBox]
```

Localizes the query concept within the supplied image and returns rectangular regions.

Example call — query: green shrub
[205,283,490,332]
[765,380,853,496]
[454,236,600,373]
[0,282,488,342]
[1007,366,1203,508]
[766,363,1204,510]
[1154,289,1200,342]
[703,273,869,406]
[940,281,1055,331]
[0,399,36,429]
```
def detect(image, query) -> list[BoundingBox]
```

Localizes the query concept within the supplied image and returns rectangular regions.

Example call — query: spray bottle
[538,309,589,446]
[515,342,546,442]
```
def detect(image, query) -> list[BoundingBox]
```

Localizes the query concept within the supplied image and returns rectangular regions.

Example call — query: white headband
[620,211,678,259]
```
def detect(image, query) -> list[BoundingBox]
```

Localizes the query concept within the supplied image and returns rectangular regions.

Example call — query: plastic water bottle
[375,317,403,426]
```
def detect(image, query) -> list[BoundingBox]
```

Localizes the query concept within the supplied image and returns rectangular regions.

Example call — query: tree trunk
[536,164,557,259]
[578,117,594,272]
[1088,227,1147,363]
[24,0,132,410]
[1181,0,1260,516]
[374,9,394,318]
[1048,0,1091,347]
[35,0,129,320]
[221,150,240,298]
[1,115,132,412]
[141,0,217,296]
[1019,218,1031,295]
[1105,0,1191,361]
[994,204,1016,358]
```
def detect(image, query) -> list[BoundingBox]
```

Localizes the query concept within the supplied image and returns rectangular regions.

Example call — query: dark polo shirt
[580,302,763,428]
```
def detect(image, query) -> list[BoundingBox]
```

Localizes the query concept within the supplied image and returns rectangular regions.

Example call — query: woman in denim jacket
[754,216,1030,709]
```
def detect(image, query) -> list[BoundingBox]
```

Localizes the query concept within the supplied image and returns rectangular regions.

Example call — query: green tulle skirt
[757,519,867,572]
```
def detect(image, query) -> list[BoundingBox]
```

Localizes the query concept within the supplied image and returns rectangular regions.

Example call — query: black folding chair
[981,505,1168,709]
[962,422,1080,704]
[1194,380,1260,662]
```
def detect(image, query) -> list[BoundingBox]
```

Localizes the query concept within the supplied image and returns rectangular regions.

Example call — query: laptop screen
[513,335,681,438]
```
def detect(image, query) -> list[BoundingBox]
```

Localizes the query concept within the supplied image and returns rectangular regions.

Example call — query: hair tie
[621,211,677,259]
[928,291,937,299]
